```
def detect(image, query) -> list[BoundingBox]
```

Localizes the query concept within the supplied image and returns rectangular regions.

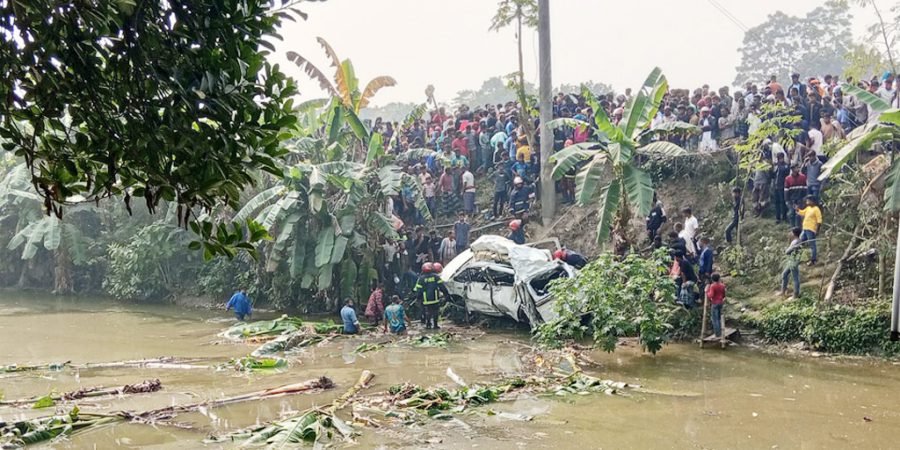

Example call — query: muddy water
[2,293,900,449]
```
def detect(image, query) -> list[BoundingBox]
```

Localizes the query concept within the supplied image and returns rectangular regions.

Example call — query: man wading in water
[226,289,252,321]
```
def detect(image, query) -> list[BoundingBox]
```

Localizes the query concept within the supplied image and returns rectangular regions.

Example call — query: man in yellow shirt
[795,195,822,265]
[515,139,532,163]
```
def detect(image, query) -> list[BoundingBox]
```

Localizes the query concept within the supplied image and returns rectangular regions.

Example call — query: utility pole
[892,212,900,341]
[538,0,555,227]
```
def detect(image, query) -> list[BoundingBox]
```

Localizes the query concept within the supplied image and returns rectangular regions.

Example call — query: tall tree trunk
[872,2,897,75]
[614,187,632,255]
[538,0,555,226]
[54,245,73,295]
[515,8,536,152]
[16,258,30,288]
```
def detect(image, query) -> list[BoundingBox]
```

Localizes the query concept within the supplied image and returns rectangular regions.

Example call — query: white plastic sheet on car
[468,235,554,282]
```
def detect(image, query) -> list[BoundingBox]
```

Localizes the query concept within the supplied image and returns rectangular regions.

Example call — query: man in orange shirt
[768,75,783,94]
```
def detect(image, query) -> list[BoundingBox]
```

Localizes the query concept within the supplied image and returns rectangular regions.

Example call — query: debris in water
[446,367,468,387]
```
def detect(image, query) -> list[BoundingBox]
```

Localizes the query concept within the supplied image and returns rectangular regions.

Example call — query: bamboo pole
[0,380,162,406]
[327,370,374,413]
[720,303,727,349]
[133,377,334,422]
[699,290,709,349]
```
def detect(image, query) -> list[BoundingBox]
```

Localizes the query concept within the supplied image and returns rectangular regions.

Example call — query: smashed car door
[453,266,499,317]
[482,267,519,321]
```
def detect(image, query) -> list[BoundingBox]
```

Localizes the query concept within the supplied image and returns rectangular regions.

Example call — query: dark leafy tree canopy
[0,0,309,226]
[734,0,852,86]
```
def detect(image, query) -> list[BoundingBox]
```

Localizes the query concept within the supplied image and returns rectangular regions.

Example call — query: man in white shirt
[682,207,699,256]
[877,78,897,107]
[807,124,824,156]
[461,168,476,214]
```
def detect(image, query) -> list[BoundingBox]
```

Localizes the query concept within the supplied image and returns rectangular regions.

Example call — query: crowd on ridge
[228,70,898,337]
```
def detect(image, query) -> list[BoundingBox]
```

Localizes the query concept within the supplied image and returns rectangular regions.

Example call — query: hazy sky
[272,0,875,106]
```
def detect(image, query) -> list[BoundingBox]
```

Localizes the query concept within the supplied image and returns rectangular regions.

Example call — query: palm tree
[549,68,692,251]
[286,37,396,113]
[490,0,539,151]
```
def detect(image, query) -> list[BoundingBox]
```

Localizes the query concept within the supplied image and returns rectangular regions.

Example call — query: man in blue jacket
[226,289,252,321]
[698,237,714,287]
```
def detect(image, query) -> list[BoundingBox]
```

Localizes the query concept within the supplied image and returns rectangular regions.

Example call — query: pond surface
[2,292,900,449]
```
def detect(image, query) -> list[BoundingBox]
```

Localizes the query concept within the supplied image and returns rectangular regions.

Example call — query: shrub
[758,297,816,342]
[801,303,889,355]
[534,250,683,355]
[757,297,897,356]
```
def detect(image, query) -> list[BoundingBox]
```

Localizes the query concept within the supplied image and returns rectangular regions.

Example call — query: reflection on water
[1,292,899,449]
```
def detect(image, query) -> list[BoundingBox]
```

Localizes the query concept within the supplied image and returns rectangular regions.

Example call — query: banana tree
[235,122,429,303]
[1,164,90,293]
[286,37,396,114]
[815,84,899,310]
[549,68,690,251]
[820,83,900,195]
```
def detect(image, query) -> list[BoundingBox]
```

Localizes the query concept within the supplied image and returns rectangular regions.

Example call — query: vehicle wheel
[449,295,466,307]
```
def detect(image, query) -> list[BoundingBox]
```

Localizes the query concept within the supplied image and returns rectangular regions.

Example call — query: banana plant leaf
[1,407,120,448]
[314,227,335,268]
[220,315,305,340]
[228,356,288,372]
[594,181,622,244]
[549,142,603,180]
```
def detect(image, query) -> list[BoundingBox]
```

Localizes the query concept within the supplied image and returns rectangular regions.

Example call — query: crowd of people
[235,70,897,339]
[370,69,895,339]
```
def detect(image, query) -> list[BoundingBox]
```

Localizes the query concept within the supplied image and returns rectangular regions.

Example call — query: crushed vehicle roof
[443,235,561,283]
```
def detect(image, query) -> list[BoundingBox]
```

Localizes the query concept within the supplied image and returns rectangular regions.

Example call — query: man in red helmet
[412,262,450,329]
[552,248,588,269]
[508,219,525,244]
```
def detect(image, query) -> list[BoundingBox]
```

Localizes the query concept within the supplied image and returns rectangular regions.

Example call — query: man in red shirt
[451,131,469,159]
[784,165,808,228]
[705,273,726,338]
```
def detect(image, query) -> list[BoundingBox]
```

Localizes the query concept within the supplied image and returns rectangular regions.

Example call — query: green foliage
[454,76,535,107]
[209,409,350,447]
[535,250,686,355]
[757,298,898,355]
[312,320,343,334]
[31,394,55,409]
[221,315,305,340]
[229,356,288,372]
[549,71,691,246]
[842,42,889,81]
[1,0,304,260]
[489,0,539,31]
[237,106,427,297]
[758,297,817,342]
[734,1,852,86]
[733,103,801,175]
[0,406,119,448]
[103,222,198,301]
[286,37,395,113]
[353,342,384,354]
[413,332,453,348]
[802,303,889,354]
[821,88,898,182]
